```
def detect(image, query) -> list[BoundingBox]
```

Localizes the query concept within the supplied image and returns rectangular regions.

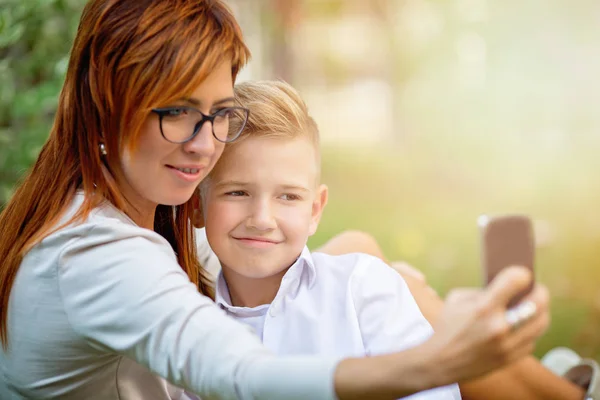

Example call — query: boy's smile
[233,236,282,249]
[202,135,327,306]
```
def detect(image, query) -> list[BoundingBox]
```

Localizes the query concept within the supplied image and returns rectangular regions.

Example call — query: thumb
[485,266,533,307]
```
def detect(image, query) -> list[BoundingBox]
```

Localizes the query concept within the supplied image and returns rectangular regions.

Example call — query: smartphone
[478,214,535,308]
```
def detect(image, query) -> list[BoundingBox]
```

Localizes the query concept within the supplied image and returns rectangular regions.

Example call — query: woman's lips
[166,165,204,182]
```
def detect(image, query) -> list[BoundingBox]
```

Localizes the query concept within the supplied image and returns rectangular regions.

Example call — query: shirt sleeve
[350,256,462,400]
[58,222,337,400]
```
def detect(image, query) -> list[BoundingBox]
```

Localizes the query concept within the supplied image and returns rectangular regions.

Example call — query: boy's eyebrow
[213,181,311,192]
[279,184,310,193]
[213,180,250,188]
[179,96,235,107]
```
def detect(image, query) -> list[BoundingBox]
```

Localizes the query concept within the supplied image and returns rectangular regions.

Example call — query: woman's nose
[182,121,216,156]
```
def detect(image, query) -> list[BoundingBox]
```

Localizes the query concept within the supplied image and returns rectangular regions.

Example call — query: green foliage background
[0,0,82,205]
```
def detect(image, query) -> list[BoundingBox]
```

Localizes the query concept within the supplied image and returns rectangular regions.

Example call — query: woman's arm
[61,223,548,400]
[318,230,584,400]
[349,255,462,399]
[335,266,550,398]
[402,272,585,400]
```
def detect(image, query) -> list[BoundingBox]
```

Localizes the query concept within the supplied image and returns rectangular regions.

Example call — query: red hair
[0,0,250,347]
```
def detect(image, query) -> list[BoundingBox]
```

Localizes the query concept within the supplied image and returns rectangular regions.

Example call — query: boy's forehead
[211,135,320,185]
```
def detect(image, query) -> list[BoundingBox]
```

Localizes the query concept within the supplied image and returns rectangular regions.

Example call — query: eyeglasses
[151,106,250,144]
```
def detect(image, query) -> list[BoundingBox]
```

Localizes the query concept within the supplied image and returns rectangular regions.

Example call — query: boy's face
[202,135,327,279]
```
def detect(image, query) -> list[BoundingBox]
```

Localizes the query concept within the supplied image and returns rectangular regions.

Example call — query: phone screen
[479,215,535,307]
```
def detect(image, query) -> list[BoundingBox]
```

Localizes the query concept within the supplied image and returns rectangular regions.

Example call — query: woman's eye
[166,107,188,117]
[213,108,233,121]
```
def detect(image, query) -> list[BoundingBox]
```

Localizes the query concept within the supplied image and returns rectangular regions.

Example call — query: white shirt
[215,247,462,400]
[0,193,337,400]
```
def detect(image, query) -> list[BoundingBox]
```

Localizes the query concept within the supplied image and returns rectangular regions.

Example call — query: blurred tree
[0,0,85,208]
[269,0,302,83]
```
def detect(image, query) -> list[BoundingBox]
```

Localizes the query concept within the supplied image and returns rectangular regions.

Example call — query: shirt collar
[215,246,317,312]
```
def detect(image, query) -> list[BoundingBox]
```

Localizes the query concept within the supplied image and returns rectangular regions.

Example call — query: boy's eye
[225,190,246,197]
[280,193,300,201]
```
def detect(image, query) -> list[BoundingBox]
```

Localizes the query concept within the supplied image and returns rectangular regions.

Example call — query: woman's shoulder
[40,193,172,259]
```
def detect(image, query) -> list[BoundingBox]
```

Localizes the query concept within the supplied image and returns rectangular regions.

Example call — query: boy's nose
[246,200,277,231]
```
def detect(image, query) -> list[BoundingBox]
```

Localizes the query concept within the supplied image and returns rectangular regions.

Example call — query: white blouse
[0,193,337,399]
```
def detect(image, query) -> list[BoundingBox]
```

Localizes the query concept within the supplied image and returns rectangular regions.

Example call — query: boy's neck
[221,266,289,308]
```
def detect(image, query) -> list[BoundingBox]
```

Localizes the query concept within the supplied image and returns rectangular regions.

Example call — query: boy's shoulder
[309,251,403,286]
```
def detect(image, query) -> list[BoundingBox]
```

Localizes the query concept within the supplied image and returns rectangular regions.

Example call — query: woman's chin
[159,191,196,207]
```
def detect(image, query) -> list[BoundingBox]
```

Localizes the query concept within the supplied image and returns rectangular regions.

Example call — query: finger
[504,286,551,347]
[485,266,533,307]
[505,284,549,330]
[503,309,550,359]
[445,288,481,304]
[389,261,426,282]
[520,283,550,312]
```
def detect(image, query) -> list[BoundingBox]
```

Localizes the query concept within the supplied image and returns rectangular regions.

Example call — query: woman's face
[119,60,233,221]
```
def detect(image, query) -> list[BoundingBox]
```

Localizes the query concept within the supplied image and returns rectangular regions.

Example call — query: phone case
[479,214,535,308]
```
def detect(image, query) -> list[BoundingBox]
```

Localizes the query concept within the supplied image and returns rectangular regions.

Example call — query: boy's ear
[191,189,205,229]
[309,184,328,236]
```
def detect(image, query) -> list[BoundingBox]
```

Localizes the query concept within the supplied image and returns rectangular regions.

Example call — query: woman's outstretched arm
[402,271,584,400]
[335,267,549,398]
[318,230,585,400]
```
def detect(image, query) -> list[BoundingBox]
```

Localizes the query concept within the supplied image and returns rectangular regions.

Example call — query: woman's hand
[425,266,550,385]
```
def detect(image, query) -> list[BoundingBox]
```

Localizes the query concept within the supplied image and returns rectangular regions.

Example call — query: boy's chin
[224,260,289,280]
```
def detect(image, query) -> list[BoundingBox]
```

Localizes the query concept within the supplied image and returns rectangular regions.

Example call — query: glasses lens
[159,107,203,143]
[158,107,249,143]
[212,107,248,143]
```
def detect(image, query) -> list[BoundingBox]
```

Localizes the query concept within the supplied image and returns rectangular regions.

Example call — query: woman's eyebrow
[213,96,235,106]
[179,96,235,107]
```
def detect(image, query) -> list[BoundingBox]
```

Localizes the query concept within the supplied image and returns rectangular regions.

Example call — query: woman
[0,1,548,399]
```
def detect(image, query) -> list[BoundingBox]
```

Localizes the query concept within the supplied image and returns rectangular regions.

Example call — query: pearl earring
[99,143,107,156]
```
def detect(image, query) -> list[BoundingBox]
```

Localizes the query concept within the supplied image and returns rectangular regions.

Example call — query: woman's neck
[124,205,155,230]
[117,179,156,229]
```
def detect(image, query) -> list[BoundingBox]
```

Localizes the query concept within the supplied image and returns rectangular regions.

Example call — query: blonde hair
[228,80,320,153]
[200,80,321,198]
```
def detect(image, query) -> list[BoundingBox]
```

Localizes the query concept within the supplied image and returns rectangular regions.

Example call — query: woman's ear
[191,189,205,229]
[308,184,328,236]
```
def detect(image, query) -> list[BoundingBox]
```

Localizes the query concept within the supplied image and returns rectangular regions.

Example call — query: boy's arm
[350,256,461,400]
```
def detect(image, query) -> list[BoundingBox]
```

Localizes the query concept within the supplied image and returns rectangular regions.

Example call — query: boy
[199,80,461,399]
